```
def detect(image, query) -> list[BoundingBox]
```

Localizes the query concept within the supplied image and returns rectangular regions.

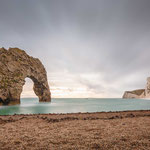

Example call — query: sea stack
[123,77,150,99]
[0,47,51,105]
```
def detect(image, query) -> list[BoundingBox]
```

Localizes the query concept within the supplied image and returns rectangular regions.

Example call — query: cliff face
[0,47,51,105]
[122,89,145,99]
[123,78,150,99]
[145,77,150,98]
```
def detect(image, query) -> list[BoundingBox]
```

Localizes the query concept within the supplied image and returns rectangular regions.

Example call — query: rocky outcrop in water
[0,47,51,105]
[123,77,150,99]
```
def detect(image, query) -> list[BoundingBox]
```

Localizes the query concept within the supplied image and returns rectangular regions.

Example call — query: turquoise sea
[0,98,150,115]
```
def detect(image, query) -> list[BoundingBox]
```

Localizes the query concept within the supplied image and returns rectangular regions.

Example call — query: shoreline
[0,110,150,149]
[0,109,150,118]
[0,109,150,116]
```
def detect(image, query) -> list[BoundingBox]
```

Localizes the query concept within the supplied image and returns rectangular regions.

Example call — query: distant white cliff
[123,77,150,99]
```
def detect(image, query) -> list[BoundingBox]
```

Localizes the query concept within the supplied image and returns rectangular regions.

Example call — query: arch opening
[21,78,37,98]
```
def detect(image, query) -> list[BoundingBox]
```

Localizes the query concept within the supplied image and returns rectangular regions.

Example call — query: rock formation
[122,89,145,99]
[0,47,51,105]
[145,77,150,97]
[123,77,150,99]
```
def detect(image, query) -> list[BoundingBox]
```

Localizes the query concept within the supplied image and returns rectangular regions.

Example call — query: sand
[0,110,150,150]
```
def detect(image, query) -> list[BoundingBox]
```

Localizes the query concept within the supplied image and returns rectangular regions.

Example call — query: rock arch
[0,47,51,105]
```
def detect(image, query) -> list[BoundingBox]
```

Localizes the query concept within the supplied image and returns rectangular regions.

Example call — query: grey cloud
[0,0,150,97]
[76,75,105,94]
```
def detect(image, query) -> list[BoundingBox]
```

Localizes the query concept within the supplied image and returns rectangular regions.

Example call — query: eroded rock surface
[145,77,150,98]
[0,47,51,105]
[123,89,145,99]
[123,77,150,99]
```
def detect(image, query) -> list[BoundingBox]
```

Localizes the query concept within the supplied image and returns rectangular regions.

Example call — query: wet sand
[0,110,150,150]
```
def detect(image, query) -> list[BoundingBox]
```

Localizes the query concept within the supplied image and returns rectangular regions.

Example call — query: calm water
[0,98,150,115]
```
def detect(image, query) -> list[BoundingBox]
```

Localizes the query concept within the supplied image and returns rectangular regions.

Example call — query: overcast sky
[0,0,150,98]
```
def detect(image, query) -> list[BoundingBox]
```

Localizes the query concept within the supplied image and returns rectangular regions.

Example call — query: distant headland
[123,77,150,99]
[0,47,51,105]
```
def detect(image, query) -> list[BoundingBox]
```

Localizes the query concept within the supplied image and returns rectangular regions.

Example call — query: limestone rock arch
[0,47,51,105]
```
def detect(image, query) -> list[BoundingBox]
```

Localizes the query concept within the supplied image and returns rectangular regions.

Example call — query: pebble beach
[0,110,150,150]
